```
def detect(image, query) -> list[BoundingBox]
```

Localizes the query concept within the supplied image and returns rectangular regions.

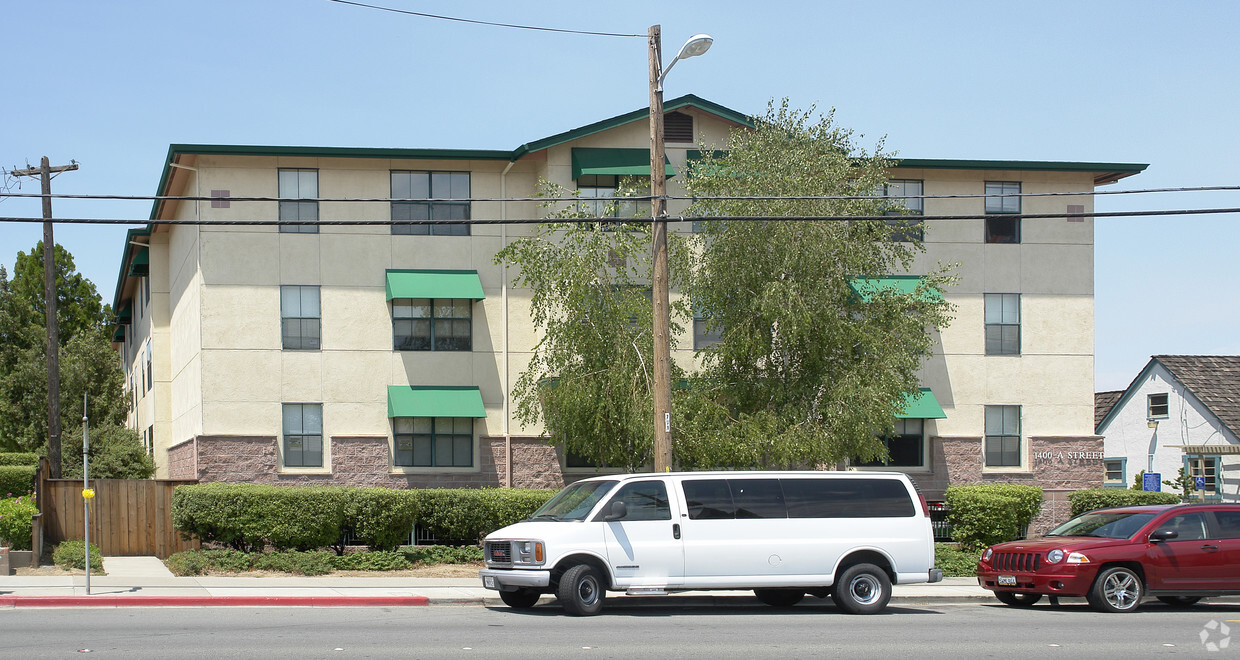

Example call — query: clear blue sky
[2,0,1236,392]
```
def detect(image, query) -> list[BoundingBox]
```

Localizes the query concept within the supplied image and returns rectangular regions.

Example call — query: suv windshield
[1046,511,1157,539]
[527,480,619,522]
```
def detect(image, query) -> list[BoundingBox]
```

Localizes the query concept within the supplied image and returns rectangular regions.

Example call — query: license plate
[483,576,496,589]
[998,575,1017,587]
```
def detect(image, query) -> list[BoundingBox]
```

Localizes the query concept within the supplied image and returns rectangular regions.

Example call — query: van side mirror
[1150,529,1178,543]
[604,500,628,521]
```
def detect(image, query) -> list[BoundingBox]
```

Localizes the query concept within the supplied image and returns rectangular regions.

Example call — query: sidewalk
[0,556,991,608]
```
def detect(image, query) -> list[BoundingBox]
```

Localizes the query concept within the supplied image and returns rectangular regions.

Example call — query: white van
[479,471,942,615]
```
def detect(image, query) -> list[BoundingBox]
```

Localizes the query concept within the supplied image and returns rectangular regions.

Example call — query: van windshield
[527,480,619,522]
[1045,511,1157,539]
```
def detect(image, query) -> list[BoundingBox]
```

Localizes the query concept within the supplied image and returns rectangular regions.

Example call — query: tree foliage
[676,101,956,468]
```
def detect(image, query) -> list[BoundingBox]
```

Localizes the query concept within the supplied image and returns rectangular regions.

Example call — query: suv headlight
[514,540,545,566]
[1047,549,1064,564]
[981,548,993,562]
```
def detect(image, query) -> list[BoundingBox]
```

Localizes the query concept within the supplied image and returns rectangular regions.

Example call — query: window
[1104,458,1126,488]
[392,298,471,351]
[881,179,924,241]
[857,418,925,468]
[143,274,151,305]
[1214,510,1240,539]
[984,293,1020,355]
[683,479,736,520]
[576,174,641,219]
[145,425,154,456]
[281,285,321,350]
[393,417,472,467]
[391,171,470,235]
[984,405,1022,467]
[143,341,152,393]
[282,403,323,468]
[985,181,1021,243]
[730,479,788,519]
[278,169,319,233]
[1186,457,1219,499]
[664,111,694,143]
[1147,393,1170,419]
[781,478,915,518]
[693,314,723,349]
[597,481,671,521]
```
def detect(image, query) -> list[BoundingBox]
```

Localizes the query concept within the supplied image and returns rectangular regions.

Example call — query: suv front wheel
[1087,566,1144,613]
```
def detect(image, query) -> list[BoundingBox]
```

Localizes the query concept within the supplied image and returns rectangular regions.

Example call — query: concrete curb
[0,595,429,608]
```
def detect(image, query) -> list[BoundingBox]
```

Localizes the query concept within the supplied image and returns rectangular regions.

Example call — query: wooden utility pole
[10,156,79,478]
[649,25,673,473]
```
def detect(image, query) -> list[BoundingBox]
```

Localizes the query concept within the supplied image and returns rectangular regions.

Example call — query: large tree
[675,100,956,469]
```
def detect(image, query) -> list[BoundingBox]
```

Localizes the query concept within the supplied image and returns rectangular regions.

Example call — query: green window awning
[385,270,484,301]
[127,247,149,277]
[898,388,947,419]
[116,302,132,323]
[571,148,675,180]
[849,276,942,303]
[111,326,125,343]
[387,385,486,418]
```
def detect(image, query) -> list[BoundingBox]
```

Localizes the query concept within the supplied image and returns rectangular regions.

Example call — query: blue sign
[1196,476,1207,490]
[1143,472,1162,492]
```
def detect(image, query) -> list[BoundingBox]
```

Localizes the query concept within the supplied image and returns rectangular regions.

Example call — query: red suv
[976,504,1240,613]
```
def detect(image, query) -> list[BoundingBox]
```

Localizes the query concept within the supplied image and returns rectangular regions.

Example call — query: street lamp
[649,25,712,472]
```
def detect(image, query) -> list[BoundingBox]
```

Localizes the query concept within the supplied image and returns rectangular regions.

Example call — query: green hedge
[0,453,38,467]
[0,466,37,498]
[945,484,1044,551]
[0,494,38,550]
[164,545,484,576]
[1067,488,1182,517]
[171,484,555,552]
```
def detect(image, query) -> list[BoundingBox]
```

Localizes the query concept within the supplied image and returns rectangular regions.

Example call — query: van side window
[781,478,914,518]
[729,479,787,519]
[601,481,671,521]
[683,479,736,520]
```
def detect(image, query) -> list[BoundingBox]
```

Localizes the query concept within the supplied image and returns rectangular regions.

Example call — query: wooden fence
[37,459,199,558]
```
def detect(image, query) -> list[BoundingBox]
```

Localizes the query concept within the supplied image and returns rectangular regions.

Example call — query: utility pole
[649,25,673,473]
[10,156,79,478]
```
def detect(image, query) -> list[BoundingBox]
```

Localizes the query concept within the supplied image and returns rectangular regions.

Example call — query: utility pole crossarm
[10,162,79,177]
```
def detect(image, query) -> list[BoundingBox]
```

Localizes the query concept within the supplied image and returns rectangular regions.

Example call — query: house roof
[1095,390,1123,429]
[1095,355,1240,438]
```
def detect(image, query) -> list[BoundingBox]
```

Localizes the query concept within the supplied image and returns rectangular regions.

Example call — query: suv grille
[994,551,1040,572]
[485,541,512,566]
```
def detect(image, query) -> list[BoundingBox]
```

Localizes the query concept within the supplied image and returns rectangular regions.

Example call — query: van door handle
[673,523,681,540]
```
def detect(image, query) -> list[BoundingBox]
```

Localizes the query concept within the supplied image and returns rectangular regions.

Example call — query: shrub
[0,453,39,467]
[935,542,979,578]
[331,550,412,571]
[0,493,38,550]
[0,466,37,500]
[1068,488,1182,517]
[342,488,419,552]
[59,423,155,480]
[401,545,483,565]
[413,488,555,543]
[250,551,334,576]
[945,484,1043,551]
[52,540,105,572]
[165,549,211,576]
[172,483,346,551]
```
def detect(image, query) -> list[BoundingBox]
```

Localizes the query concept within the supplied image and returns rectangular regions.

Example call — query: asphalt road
[4,599,1239,659]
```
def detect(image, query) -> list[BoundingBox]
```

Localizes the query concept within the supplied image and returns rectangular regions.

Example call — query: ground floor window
[984,405,1021,467]
[1185,456,1220,499]
[282,403,323,467]
[394,417,473,467]
[1104,458,1126,488]
[857,419,925,468]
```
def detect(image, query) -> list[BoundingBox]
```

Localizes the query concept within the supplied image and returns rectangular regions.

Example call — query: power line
[327,0,643,38]
[2,207,1237,227]
[2,185,1238,205]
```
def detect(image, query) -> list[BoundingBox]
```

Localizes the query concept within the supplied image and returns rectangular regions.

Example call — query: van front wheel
[558,564,605,616]
[833,564,892,614]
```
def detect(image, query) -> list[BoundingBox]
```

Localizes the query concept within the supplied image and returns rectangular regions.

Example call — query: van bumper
[928,568,943,583]
[479,568,552,592]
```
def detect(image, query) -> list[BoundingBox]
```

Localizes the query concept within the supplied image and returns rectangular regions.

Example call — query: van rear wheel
[832,563,891,615]
[557,564,605,616]
[754,589,804,608]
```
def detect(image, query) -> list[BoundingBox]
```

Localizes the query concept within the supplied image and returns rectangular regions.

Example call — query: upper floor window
[880,179,924,242]
[984,405,1021,468]
[143,341,152,393]
[1147,393,1170,419]
[984,181,1020,244]
[391,171,470,236]
[282,403,323,468]
[984,293,1020,356]
[392,298,472,351]
[394,417,473,467]
[577,174,642,220]
[278,169,319,233]
[281,285,321,350]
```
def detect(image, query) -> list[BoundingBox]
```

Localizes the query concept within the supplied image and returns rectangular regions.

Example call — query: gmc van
[479,471,942,615]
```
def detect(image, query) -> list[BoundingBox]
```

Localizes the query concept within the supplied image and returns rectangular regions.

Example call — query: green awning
[849,276,942,303]
[385,270,484,301]
[898,388,947,419]
[571,148,675,180]
[116,302,132,323]
[127,247,149,276]
[111,326,125,343]
[387,386,486,418]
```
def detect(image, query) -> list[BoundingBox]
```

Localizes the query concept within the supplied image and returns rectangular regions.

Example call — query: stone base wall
[167,438,196,480]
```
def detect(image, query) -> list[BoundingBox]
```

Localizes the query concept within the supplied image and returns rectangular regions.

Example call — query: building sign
[1143,472,1162,492]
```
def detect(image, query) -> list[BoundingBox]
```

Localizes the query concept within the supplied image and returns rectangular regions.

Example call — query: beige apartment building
[110,96,1145,531]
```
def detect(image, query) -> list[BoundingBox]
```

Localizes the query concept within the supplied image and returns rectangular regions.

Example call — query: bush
[935,542,979,578]
[342,488,419,552]
[0,493,38,550]
[413,488,555,543]
[52,540,105,572]
[59,423,155,480]
[1068,488,1182,517]
[945,484,1043,551]
[250,551,334,576]
[401,545,483,565]
[0,453,38,467]
[165,549,211,576]
[331,550,412,571]
[0,466,37,499]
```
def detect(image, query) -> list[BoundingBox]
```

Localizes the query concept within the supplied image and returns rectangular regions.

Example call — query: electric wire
[326,0,643,38]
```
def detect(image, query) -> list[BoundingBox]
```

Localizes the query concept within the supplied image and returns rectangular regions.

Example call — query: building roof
[1095,390,1123,429]
[1095,355,1240,438]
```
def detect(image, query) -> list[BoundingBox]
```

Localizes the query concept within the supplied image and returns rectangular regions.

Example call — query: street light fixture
[649,25,712,472]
